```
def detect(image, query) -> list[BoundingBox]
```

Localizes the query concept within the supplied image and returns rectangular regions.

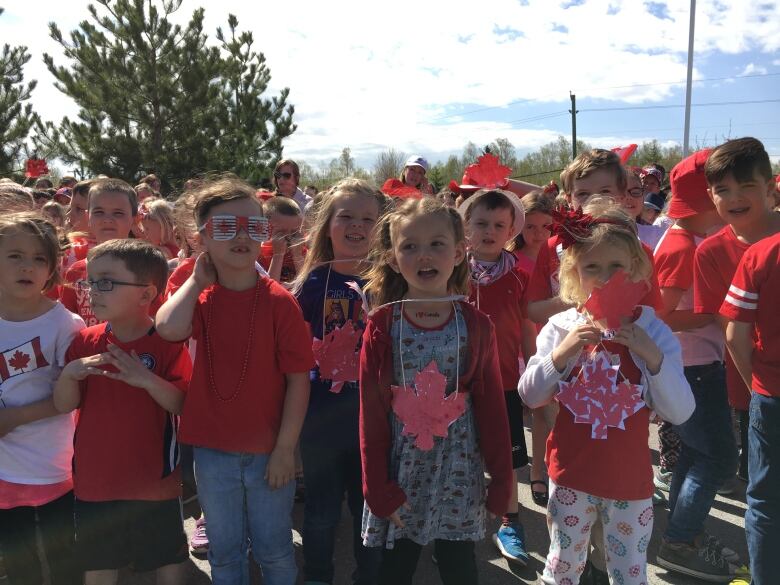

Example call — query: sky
[3,0,780,173]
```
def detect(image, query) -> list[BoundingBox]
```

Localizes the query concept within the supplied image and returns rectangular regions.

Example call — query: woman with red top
[519,202,694,585]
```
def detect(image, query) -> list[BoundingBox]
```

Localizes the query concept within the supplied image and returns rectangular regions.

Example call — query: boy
[53,240,192,585]
[720,232,780,585]
[155,177,313,585]
[461,189,535,566]
[60,179,138,325]
[259,195,305,283]
[694,137,780,483]
[653,150,739,581]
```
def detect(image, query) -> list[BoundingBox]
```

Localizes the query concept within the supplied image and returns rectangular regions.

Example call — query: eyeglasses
[627,188,644,198]
[198,215,269,242]
[274,171,294,180]
[77,279,150,292]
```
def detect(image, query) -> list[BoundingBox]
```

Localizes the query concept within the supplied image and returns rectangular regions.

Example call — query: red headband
[550,207,623,249]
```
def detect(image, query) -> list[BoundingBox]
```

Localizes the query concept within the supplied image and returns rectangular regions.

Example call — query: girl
[139,198,179,260]
[292,178,388,585]
[399,156,434,195]
[41,201,66,228]
[0,213,85,585]
[518,202,695,585]
[624,168,665,250]
[359,197,512,585]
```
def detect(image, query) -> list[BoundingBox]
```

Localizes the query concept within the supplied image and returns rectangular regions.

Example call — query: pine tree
[0,7,40,176]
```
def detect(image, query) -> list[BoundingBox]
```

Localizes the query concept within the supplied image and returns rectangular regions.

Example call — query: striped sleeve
[720,249,761,322]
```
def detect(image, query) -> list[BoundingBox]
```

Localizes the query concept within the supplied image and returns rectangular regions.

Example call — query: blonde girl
[139,198,179,260]
[0,213,85,585]
[519,201,694,585]
[360,197,512,585]
[41,201,66,228]
[292,178,388,585]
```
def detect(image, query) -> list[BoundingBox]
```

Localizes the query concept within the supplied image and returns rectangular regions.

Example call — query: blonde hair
[560,149,627,194]
[363,197,470,308]
[557,198,651,307]
[291,178,388,294]
[140,198,176,246]
[0,184,35,212]
[42,201,66,227]
[0,212,62,291]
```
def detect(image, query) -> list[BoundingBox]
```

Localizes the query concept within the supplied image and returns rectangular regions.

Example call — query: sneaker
[653,486,667,507]
[492,522,529,566]
[717,477,739,496]
[703,533,740,564]
[728,565,751,585]
[190,517,209,554]
[657,539,736,582]
[654,467,672,492]
[580,560,610,585]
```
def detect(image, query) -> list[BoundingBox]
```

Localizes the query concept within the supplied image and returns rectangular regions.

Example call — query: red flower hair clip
[550,206,601,249]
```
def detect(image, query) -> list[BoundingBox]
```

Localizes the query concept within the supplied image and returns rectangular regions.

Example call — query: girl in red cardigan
[359,198,512,585]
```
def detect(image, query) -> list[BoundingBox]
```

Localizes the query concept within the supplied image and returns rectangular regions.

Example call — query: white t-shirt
[637,223,666,252]
[0,302,85,484]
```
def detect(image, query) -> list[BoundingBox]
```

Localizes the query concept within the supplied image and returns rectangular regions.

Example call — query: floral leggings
[542,480,654,585]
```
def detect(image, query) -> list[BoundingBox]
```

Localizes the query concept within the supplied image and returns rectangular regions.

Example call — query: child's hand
[265,445,295,490]
[612,323,663,374]
[192,252,217,290]
[389,502,412,528]
[62,354,110,381]
[96,344,157,390]
[271,233,289,256]
[551,324,602,372]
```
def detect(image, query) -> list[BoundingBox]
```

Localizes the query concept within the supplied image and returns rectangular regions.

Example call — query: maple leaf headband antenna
[548,206,625,250]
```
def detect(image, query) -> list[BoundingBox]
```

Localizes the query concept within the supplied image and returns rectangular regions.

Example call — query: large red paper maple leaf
[391,361,466,451]
[463,154,511,189]
[312,320,361,394]
[583,270,649,330]
[380,178,423,199]
[611,144,638,164]
[8,350,31,371]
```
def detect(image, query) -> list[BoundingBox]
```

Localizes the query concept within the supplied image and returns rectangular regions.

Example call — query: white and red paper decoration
[557,351,644,439]
[312,320,361,394]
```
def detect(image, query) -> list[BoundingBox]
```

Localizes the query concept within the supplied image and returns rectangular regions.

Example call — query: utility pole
[569,92,578,160]
[683,0,696,156]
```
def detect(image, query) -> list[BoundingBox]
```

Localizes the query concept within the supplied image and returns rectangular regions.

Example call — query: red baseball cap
[667,149,715,219]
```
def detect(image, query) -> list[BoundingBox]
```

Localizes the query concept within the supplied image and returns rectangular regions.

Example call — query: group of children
[0,138,777,585]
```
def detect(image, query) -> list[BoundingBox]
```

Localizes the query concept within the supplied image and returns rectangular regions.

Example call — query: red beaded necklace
[204,276,261,402]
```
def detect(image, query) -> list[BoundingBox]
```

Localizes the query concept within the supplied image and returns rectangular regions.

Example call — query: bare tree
[373,148,407,184]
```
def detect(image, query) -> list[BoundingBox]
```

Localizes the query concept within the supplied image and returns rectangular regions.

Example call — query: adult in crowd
[273,159,312,211]
[400,155,434,195]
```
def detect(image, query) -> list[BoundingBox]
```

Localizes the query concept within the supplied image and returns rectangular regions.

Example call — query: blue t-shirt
[296,265,366,444]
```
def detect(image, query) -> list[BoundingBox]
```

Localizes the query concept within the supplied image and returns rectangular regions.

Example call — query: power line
[580,99,780,113]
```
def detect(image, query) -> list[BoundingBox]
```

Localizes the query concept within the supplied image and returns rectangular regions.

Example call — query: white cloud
[741,63,768,75]
[3,0,779,170]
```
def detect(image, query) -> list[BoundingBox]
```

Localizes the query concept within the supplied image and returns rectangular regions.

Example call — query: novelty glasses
[198,215,270,242]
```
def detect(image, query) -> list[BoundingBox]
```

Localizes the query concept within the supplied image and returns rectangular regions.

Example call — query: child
[519,202,694,585]
[694,137,780,484]
[624,168,665,250]
[653,150,740,581]
[155,177,313,585]
[60,179,139,325]
[360,197,513,585]
[292,178,387,585]
[139,198,179,260]
[460,189,534,565]
[261,195,305,284]
[41,201,66,228]
[506,190,554,275]
[719,232,780,585]
[53,239,191,584]
[0,213,85,585]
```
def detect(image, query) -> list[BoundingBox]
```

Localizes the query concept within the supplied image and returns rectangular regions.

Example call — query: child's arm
[267,235,287,283]
[519,317,537,364]
[265,371,309,489]
[156,252,215,341]
[725,320,753,390]
[0,398,62,438]
[54,353,110,412]
[657,288,716,331]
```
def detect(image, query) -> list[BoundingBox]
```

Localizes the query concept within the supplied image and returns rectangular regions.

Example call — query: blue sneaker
[492,522,529,566]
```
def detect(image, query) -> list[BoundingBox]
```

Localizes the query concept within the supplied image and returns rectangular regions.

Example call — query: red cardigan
[359,301,513,518]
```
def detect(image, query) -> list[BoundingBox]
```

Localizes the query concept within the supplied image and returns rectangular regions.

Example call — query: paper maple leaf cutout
[557,351,644,439]
[8,350,31,371]
[312,321,361,394]
[611,144,638,163]
[391,360,466,451]
[381,178,423,199]
[463,153,511,189]
[583,270,648,330]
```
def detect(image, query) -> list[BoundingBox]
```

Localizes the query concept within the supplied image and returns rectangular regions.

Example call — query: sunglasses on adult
[274,171,294,180]
[198,215,270,242]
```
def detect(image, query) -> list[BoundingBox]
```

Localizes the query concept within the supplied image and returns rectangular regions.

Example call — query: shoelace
[699,541,728,568]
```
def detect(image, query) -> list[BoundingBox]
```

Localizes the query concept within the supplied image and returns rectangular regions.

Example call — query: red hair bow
[550,206,599,249]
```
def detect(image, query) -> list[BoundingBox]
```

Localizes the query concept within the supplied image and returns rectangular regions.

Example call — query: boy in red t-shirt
[460,189,536,566]
[54,240,192,583]
[258,195,305,283]
[156,177,314,585]
[694,137,780,483]
[60,179,139,325]
[654,151,740,581]
[720,231,780,585]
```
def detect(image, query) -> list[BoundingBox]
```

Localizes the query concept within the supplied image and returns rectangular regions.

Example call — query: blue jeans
[746,393,780,585]
[193,447,297,585]
[665,362,738,543]
[300,440,381,585]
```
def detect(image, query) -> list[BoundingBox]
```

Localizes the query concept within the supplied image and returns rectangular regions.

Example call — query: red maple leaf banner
[391,360,466,451]
[583,270,649,330]
[557,351,644,439]
[8,350,31,371]
[25,158,49,179]
[311,320,361,394]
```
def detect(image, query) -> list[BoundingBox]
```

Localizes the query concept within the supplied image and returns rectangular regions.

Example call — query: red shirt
[548,341,652,500]
[527,235,663,311]
[66,324,191,501]
[694,225,752,409]
[258,243,303,283]
[468,264,529,389]
[165,257,195,300]
[179,276,314,453]
[720,232,780,398]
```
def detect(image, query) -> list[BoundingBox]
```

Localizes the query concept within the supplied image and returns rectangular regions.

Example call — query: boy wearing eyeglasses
[54,239,192,585]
